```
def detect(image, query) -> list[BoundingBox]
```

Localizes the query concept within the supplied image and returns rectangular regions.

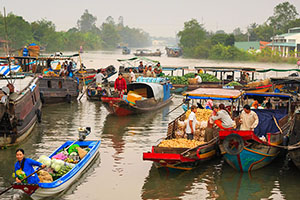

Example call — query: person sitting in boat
[60,64,68,76]
[55,62,61,70]
[154,62,162,76]
[22,46,29,57]
[143,65,148,76]
[67,61,74,77]
[14,149,45,184]
[146,66,156,77]
[138,61,144,73]
[204,105,219,142]
[211,104,234,130]
[205,99,213,109]
[239,104,259,131]
[95,69,106,86]
[186,105,197,140]
[195,73,202,84]
[114,73,127,95]
[129,68,136,83]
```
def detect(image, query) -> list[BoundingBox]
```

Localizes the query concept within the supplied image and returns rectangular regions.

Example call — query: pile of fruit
[158,138,205,148]
[164,73,220,85]
[185,109,212,122]
[225,81,242,87]
[54,165,73,177]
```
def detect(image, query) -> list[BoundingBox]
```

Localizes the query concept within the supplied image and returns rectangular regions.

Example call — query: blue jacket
[15,158,42,184]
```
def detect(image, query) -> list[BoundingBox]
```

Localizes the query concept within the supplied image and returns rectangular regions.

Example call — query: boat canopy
[244,92,293,99]
[257,68,300,73]
[271,77,300,84]
[194,66,258,72]
[183,88,243,100]
[128,82,164,101]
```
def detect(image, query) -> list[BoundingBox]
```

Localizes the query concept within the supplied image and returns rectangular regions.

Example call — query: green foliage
[268,2,299,30]
[77,9,97,32]
[100,22,121,49]
[178,19,206,48]
[0,13,33,49]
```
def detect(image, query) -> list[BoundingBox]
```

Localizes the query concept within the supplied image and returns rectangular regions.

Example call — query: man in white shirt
[240,104,259,131]
[186,105,197,140]
[95,69,105,86]
[195,73,202,84]
[130,68,136,83]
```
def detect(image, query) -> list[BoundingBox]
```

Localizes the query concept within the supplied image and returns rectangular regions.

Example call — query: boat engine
[78,127,91,141]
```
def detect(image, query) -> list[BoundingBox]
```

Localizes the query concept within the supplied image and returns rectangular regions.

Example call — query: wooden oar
[78,80,94,101]
[0,166,45,196]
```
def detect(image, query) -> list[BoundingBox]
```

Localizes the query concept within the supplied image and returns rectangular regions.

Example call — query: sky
[1,0,300,37]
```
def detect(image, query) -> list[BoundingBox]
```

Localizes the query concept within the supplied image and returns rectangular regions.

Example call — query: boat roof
[162,66,189,71]
[271,76,300,84]
[128,81,164,101]
[0,76,35,93]
[257,68,300,73]
[194,66,258,72]
[244,92,293,99]
[183,88,243,100]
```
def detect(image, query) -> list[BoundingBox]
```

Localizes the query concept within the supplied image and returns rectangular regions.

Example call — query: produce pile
[225,81,243,87]
[185,108,212,122]
[165,73,220,85]
[37,146,90,182]
[158,138,205,148]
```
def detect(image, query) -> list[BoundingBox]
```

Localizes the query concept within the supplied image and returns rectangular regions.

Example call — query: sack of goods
[38,170,53,183]
[188,78,197,85]
[158,138,205,148]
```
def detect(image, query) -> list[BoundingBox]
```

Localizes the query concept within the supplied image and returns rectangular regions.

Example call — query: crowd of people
[137,61,163,77]
[185,100,260,141]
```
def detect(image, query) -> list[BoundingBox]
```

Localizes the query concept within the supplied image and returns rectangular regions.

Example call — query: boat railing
[167,112,186,139]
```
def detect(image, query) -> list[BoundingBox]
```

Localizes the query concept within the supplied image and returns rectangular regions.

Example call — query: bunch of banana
[186,109,212,121]
[158,138,205,148]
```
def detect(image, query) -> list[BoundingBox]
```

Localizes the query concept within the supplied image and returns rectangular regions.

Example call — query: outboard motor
[78,127,91,141]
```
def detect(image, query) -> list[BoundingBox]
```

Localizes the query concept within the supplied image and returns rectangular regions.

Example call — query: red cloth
[215,120,232,130]
[114,77,127,91]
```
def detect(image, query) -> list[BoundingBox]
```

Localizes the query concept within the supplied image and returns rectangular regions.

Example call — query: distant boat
[165,47,182,57]
[122,47,131,55]
[133,49,161,57]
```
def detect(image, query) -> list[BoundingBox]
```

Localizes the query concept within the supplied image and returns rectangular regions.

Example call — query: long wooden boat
[39,76,79,104]
[0,76,42,147]
[288,110,300,169]
[219,92,293,172]
[143,113,218,171]
[12,140,101,199]
[133,49,161,57]
[101,77,173,116]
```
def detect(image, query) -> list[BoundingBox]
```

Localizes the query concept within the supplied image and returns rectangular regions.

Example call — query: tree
[247,23,259,41]
[177,19,206,48]
[211,33,227,46]
[77,9,97,32]
[100,22,120,49]
[0,13,33,49]
[225,34,235,46]
[268,2,299,31]
[232,28,248,42]
[253,23,274,42]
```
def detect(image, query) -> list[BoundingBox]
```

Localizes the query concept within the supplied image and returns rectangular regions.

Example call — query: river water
[0,49,299,200]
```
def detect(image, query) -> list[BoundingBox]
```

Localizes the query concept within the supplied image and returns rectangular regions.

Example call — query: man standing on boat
[186,105,197,140]
[138,61,144,73]
[239,104,259,131]
[95,69,106,86]
[114,73,127,95]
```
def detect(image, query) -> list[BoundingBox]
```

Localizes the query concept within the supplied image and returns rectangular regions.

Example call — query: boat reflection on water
[216,159,284,200]
[141,159,222,200]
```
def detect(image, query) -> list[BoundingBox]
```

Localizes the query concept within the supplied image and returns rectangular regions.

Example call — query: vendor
[14,149,45,184]
[204,105,219,142]
[239,104,259,131]
[186,105,197,140]
[114,73,127,95]
[211,104,234,130]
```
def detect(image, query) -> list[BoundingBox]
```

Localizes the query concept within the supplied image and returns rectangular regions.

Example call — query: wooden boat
[170,85,188,94]
[142,88,244,171]
[288,110,300,169]
[165,47,182,57]
[133,49,161,57]
[0,76,42,147]
[219,92,293,172]
[39,76,79,104]
[122,47,131,55]
[143,112,218,171]
[101,77,173,116]
[12,140,101,199]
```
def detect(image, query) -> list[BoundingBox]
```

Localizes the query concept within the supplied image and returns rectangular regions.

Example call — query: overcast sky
[2,0,300,37]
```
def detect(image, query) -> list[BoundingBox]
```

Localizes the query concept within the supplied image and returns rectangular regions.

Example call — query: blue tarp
[253,109,287,137]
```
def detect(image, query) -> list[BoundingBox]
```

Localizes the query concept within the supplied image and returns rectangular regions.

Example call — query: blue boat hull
[224,146,279,172]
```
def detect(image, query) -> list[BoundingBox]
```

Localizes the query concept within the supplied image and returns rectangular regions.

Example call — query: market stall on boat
[143,88,243,171]
[101,77,172,116]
